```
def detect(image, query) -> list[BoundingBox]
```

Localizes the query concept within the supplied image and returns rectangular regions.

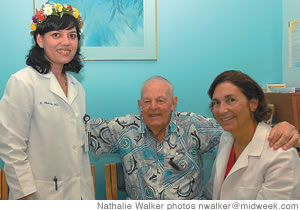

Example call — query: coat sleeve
[256,148,300,200]
[0,74,37,199]
[89,114,140,158]
[88,116,125,157]
[189,112,223,152]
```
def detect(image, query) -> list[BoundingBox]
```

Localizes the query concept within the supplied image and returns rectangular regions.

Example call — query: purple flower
[32,16,37,23]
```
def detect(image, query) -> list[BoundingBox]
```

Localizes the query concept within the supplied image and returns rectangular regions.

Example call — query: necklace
[63,73,68,87]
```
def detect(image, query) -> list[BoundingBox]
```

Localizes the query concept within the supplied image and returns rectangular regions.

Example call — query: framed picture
[33,0,157,61]
[289,19,300,67]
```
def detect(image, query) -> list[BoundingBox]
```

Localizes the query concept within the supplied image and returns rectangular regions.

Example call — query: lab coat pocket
[29,179,64,200]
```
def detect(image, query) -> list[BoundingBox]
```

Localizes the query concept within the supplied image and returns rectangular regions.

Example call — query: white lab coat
[0,66,95,199]
[205,122,300,200]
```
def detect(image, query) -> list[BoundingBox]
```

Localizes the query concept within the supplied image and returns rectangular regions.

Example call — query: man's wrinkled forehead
[141,80,173,99]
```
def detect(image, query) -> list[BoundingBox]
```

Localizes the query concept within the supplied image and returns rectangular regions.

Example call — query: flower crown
[30,1,84,35]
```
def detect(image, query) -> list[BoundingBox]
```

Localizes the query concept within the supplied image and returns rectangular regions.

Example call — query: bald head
[141,76,174,99]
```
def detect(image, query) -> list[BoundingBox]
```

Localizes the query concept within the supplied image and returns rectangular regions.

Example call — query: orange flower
[73,8,79,18]
[30,23,37,31]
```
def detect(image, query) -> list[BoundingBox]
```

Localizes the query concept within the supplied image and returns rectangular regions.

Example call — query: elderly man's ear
[137,99,142,112]
[172,96,178,112]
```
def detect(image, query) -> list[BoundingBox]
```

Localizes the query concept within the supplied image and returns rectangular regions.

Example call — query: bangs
[35,14,79,36]
[56,15,77,31]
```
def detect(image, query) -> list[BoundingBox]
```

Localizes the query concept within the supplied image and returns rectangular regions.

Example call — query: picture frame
[289,19,300,67]
[33,0,157,61]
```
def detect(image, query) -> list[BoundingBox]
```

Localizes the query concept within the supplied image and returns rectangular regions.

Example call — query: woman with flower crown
[0,2,94,199]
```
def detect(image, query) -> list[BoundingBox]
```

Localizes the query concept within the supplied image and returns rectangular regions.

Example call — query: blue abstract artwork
[34,0,157,60]
[54,0,144,47]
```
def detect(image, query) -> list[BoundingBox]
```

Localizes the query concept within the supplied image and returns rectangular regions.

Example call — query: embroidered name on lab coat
[40,101,59,106]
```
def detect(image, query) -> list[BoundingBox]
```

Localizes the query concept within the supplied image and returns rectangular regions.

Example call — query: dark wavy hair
[208,70,270,122]
[26,14,83,74]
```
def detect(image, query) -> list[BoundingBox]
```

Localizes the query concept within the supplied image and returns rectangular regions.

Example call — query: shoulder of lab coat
[255,124,300,199]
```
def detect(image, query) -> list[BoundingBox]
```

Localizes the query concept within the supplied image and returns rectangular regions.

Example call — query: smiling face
[211,81,258,137]
[138,79,178,134]
[36,27,78,70]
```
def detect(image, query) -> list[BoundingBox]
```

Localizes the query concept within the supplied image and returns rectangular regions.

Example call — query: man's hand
[268,121,300,150]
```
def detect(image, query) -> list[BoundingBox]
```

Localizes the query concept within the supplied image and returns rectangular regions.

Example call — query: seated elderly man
[89,76,299,200]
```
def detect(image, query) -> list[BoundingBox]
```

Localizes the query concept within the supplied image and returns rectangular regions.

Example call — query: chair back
[0,169,9,200]
[104,163,126,200]
[0,169,1,199]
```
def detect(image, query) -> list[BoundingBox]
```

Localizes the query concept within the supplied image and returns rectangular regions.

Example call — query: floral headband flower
[30,1,84,35]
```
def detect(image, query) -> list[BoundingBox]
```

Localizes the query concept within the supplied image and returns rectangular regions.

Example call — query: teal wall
[282,0,300,86]
[0,0,283,199]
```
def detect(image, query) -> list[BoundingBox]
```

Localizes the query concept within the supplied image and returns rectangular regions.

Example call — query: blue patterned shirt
[89,112,223,199]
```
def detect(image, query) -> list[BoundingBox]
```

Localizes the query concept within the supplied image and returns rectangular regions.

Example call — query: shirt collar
[169,112,178,132]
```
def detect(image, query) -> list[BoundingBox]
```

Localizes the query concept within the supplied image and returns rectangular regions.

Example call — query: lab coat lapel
[48,72,78,104]
[213,132,234,199]
[66,74,78,105]
[227,147,249,176]
[49,72,68,103]
[218,123,269,199]
[226,122,267,178]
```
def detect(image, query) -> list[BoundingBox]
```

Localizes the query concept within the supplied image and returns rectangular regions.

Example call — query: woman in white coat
[0,2,94,199]
[205,70,300,200]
